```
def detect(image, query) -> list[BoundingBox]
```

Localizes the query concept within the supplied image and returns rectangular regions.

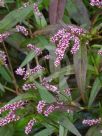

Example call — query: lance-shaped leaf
[86,125,102,136]
[60,117,81,136]
[49,0,67,24]
[88,78,101,107]
[73,45,87,102]
[66,0,91,29]
[0,5,33,32]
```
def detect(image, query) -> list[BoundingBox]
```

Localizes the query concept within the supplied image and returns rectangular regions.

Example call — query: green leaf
[59,125,65,136]
[0,83,5,92]
[66,0,91,29]
[0,125,14,136]
[73,45,87,102]
[47,65,74,81]
[8,91,35,104]
[0,66,12,83]
[60,117,81,136]
[92,44,102,49]
[34,128,54,136]
[86,125,102,136]
[88,78,101,107]
[35,81,56,103]
[34,12,47,28]
[20,51,35,67]
[6,33,26,50]
[0,5,33,32]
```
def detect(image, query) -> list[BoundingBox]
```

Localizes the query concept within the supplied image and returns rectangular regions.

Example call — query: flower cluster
[82,118,101,126]
[25,119,36,135]
[23,65,44,80]
[50,25,86,67]
[43,104,55,116]
[37,100,72,116]
[0,100,26,114]
[0,0,5,7]
[0,101,26,127]
[23,2,30,8]
[16,25,28,36]
[90,0,102,7]
[33,3,42,17]
[64,88,71,96]
[15,65,44,80]
[27,44,42,56]
[15,67,25,76]
[0,111,20,127]
[44,55,51,60]
[37,100,46,114]
[0,50,7,66]
[98,49,102,55]
[22,83,37,91]
[41,78,59,93]
[37,101,56,116]
[0,32,10,43]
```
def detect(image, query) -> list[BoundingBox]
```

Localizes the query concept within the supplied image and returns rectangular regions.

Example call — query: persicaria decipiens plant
[0,0,102,135]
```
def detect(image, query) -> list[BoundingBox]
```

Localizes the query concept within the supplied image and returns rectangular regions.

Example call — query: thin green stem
[3,42,19,95]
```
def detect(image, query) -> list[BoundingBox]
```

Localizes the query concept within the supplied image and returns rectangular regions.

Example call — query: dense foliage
[0,0,102,136]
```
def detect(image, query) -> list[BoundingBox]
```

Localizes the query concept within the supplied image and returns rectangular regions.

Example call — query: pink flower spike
[90,0,102,7]
[98,49,102,56]
[82,118,101,126]
[0,111,20,127]
[0,32,10,43]
[27,44,42,56]
[22,83,37,91]
[33,3,42,17]
[44,105,55,116]
[25,119,36,135]
[16,25,28,36]
[0,50,7,66]
[37,100,46,114]
[64,88,71,96]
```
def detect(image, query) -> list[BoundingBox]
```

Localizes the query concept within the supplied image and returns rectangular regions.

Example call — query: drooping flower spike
[50,25,86,67]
